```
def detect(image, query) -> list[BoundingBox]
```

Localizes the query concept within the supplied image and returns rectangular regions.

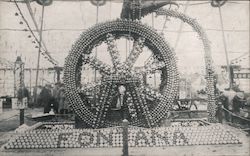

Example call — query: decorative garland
[106,33,121,72]
[155,9,216,122]
[82,55,112,75]
[93,82,112,128]
[80,81,101,94]
[123,37,145,70]
[64,19,179,128]
[126,92,138,121]
[133,83,153,127]
[14,59,25,97]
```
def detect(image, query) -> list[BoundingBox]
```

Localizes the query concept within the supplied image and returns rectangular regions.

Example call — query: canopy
[0,0,249,72]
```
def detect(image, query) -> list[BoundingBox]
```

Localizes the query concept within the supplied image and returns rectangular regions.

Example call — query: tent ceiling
[0,0,249,72]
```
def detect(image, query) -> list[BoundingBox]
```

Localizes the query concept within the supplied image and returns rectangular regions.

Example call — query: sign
[57,128,189,147]
[12,98,18,109]
[13,98,28,109]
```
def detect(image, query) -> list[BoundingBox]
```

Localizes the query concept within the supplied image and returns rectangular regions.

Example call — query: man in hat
[232,91,246,123]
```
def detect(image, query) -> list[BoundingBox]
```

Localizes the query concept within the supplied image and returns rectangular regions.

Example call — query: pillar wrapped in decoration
[14,56,25,98]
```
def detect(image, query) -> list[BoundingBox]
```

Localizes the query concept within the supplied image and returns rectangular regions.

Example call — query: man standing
[116,85,126,110]
[232,91,246,123]
[40,84,52,113]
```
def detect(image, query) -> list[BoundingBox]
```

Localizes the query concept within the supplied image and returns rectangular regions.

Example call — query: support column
[122,119,129,156]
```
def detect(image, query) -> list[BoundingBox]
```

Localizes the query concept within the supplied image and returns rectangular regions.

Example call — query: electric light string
[25,0,49,53]
[231,52,249,64]
[13,0,58,66]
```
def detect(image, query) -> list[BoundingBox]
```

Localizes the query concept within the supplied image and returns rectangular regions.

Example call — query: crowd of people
[36,83,68,115]
[198,79,250,124]
[218,89,250,124]
[16,80,250,124]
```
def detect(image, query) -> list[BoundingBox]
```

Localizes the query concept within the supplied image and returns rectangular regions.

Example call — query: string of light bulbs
[13,0,58,66]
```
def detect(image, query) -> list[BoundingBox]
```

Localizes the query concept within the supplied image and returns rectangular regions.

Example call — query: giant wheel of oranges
[64,19,179,128]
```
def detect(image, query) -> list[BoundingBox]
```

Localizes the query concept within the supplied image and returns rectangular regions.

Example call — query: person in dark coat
[40,84,52,113]
[17,86,30,101]
[218,93,230,122]
[50,83,61,114]
[232,92,246,123]
[58,85,68,115]
[35,85,43,107]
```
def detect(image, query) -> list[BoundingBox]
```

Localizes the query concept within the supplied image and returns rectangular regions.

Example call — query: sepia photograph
[0,0,249,155]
